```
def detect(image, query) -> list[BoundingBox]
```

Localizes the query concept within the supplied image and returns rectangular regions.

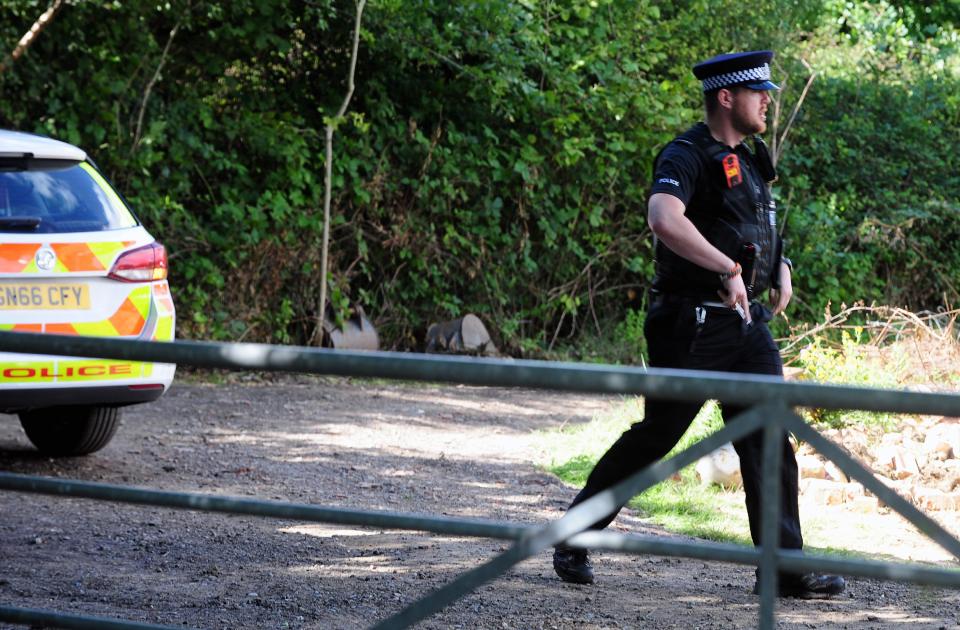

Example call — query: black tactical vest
[651,123,782,299]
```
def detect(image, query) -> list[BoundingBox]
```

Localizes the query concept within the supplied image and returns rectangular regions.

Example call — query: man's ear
[717,87,735,109]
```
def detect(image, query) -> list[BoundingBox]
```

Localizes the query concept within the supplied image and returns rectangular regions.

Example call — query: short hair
[704,86,747,115]
[704,89,721,115]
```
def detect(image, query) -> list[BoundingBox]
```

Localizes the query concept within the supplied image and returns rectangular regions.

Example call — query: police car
[0,129,176,455]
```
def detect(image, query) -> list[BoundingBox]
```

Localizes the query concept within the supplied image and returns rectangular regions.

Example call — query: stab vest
[651,123,782,299]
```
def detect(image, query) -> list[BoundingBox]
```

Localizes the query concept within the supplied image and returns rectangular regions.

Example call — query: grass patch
[537,395,958,559]
[538,304,960,559]
[538,398,752,546]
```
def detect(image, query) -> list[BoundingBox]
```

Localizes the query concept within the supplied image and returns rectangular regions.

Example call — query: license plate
[0,283,90,310]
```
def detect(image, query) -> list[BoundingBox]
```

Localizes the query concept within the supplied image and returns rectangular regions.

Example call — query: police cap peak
[693,50,779,92]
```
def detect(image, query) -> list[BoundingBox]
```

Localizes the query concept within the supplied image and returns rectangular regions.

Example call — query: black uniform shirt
[649,123,766,214]
[649,139,704,207]
[647,123,778,296]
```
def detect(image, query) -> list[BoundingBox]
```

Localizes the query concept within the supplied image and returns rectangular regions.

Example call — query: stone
[425,314,499,356]
[939,472,960,493]
[796,454,826,480]
[838,427,871,459]
[800,478,845,506]
[913,488,958,512]
[877,481,915,509]
[847,495,879,513]
[884,447,921,476]
[924,424,960,460]
[880,432,903,447]
[824,461,849,483]
[929,442,953,462]
[873,473,897,488]
[874,444,899,471]
[842,482,865,502]
[695,442,742,489]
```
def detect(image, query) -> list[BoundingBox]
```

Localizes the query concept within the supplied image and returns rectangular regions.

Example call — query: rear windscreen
[0,160,138,233]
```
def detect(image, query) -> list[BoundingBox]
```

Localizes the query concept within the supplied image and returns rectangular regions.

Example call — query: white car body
[0,129,176,454]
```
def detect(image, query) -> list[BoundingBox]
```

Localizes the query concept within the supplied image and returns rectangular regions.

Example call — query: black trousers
[568,296,803,551]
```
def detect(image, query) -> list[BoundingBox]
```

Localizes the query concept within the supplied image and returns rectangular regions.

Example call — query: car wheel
[19,406,122,456]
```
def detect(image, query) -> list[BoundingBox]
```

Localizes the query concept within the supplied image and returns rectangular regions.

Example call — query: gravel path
[1,374,959,629]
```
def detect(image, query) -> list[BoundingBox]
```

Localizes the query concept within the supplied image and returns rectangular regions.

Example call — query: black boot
[754,572,846,598]
[553,545,594,584]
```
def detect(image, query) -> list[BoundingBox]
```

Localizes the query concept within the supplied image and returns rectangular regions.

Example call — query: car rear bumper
[0,383,167,412]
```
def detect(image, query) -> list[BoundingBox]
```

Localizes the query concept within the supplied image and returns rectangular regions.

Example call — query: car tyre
[19,406,121,456]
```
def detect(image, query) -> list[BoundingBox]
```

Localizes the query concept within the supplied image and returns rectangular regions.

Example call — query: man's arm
[648,192,751,321]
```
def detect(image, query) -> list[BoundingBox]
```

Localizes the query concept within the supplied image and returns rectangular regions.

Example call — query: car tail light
[108,242,168,282]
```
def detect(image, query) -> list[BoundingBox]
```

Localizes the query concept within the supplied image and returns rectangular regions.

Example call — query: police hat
[693,50,779,92]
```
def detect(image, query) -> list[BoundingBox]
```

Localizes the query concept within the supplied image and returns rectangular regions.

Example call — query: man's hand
[769,261,793,315]
[649,193,752,323]
[719,273,751,324]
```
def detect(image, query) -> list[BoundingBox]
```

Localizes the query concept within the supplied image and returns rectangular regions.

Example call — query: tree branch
[132,19,182,154]
[313,0,367,345]
[0,0,65,75]
[774,58,816,167]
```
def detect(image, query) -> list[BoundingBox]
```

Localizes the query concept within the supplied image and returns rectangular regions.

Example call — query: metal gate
[0,331,958,630]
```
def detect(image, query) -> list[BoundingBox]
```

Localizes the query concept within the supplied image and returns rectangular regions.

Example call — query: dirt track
[1,374,959,629]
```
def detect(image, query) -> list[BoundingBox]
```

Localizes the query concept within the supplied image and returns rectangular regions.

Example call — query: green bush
[795,329,902,428]
[2,0,959,354]
[778,0,960,322]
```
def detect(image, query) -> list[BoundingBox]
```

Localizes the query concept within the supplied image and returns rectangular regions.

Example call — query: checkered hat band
[701,63,770,91]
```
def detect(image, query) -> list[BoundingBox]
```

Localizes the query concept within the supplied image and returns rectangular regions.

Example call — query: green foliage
[1,0,959,353]
[778,0,960,321]
[541,399,752,544]
[795,329,902,429]
[614,307,647,363]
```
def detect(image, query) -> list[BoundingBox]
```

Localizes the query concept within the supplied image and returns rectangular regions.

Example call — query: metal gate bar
[2,332,960,415]
[373,406,773,628]
[758,411,785,626]
[573,531,960,588]
[0,472,530,541]
[785,412,960,558]
[0,605,188,630]
[2,331,960,630]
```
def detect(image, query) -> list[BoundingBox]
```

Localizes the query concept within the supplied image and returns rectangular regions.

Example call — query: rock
[873,477,918,509]
[847,495,879,513]
[695,442,742,489]
[872,473,897,488]
[880,432,903,447]
[928,443,953,462]
[875,446,921,477]
[425,314,499,356]
[824,461,849,483]
[796,454,826,480]
[838,427,871,459]
[924,424,960,460]
[913,488,960,512]
[846,483,866,504]
[800,479,864,507]
[938,471,960,493]
[800,478,845,506]
[874,444,899,471]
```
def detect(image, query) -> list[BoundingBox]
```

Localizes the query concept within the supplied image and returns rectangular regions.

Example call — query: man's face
[730,88,771,135]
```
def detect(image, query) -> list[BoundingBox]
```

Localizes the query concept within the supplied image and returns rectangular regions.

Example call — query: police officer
[552,51,846,598]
